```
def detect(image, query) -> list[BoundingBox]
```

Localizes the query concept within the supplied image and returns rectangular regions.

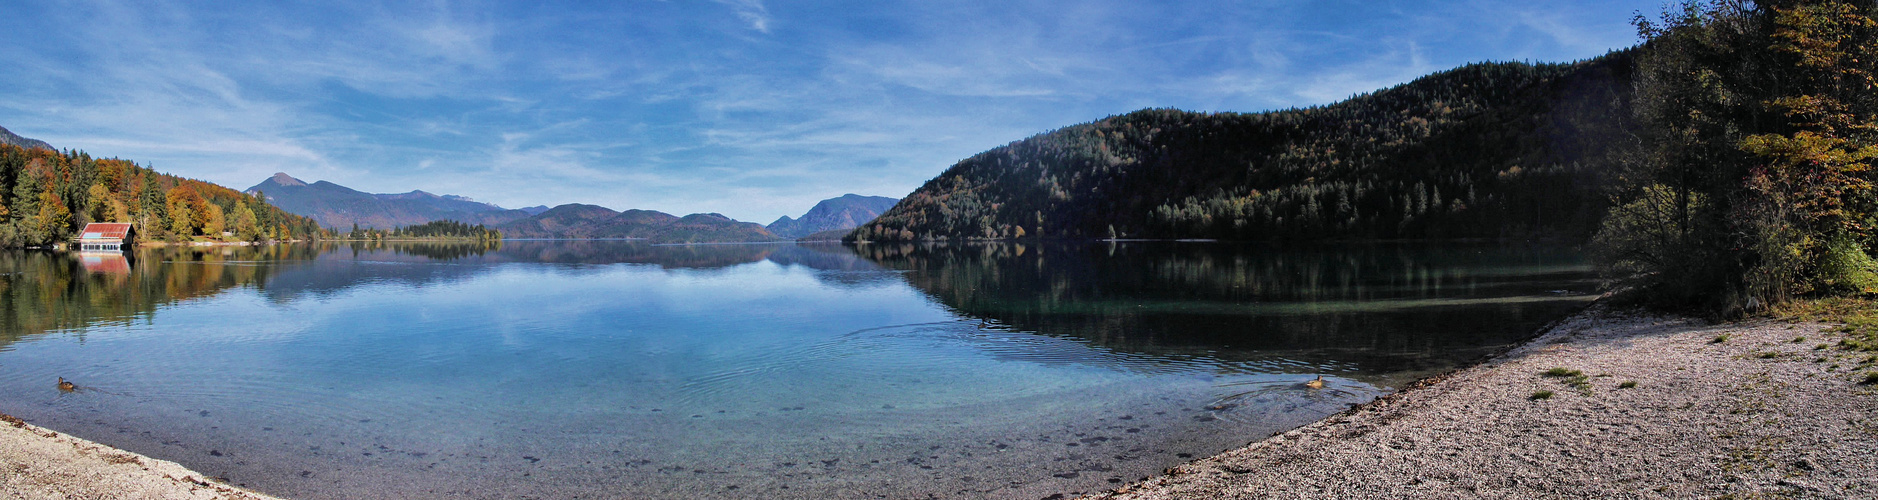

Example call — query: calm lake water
[0,241,1596,499]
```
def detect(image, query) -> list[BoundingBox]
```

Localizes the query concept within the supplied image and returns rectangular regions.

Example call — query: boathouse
[77,223,135,251]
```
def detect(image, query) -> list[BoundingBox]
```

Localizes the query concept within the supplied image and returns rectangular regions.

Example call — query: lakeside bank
[0,412,278,499]
[1089,304,1878,499]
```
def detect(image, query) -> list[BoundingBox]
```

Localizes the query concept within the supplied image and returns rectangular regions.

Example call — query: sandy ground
[0,412,279,500]
[1091,304,1878,499]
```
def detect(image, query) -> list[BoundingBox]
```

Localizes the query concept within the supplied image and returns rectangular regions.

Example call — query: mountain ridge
[496,204,780,243]
[246,173,531,230]
[0,126,54,151]
[250,173,783,242]
[767,194,900,238]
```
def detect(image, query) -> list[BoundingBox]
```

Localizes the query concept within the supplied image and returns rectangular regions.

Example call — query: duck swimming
[57,377,75,392]
[1304,375,1325,390]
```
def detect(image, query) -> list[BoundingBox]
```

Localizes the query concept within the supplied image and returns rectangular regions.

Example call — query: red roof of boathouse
[80,223,133,241]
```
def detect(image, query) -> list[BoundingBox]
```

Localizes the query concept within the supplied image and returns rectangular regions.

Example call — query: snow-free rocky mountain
[248,173,783,243]
[766,194,900,239]
[246,173,532,230]
[0,125,53,151]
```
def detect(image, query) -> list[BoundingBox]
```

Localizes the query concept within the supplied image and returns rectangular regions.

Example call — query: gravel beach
[1,411,279,500]
[1091,304,1878,499]
[8,304,1876,499]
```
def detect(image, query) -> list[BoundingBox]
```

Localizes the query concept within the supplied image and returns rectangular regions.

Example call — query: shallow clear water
[0,241,1595,499]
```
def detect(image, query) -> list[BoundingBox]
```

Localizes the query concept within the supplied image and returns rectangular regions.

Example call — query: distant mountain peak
[766,194,901,239]
[268,172,308,187]
[378,190,439,200]
[0,125,55,151]
[246,174,527,230]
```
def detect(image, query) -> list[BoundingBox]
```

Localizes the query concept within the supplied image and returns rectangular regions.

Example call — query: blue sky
[0,0,1656,223]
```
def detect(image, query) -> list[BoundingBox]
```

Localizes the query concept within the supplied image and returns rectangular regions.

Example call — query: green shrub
[1818,233,1878,295]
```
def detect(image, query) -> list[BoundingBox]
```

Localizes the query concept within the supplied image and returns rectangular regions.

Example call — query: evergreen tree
[0,144,321,246]
[1595,0,1878,311]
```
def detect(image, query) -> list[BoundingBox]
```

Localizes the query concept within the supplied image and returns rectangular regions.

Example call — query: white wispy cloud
[713,0,771,34]
[1290,40,1435,105]
[0,1,348,184]
[0,0,1658,223]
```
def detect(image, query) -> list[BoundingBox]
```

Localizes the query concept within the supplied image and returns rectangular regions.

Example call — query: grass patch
[1774,298,1878,351]
[1863,372,1878,385]
[1543,367,1584,377]
[1530,390,1554,400]
[1793,336,1808,343]
[1619,380,1639,389]
[1712,333,1732,344]
[1541,367,1592,394]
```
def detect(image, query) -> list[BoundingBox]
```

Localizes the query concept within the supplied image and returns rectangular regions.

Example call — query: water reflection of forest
[851,241,1599,373]
[0,245,319,349]
[0,242,857,350]
[1,241,1596,375]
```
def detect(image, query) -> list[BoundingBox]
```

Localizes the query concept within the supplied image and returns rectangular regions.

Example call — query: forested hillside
[853,55,1636,242]
[859,0,1878,314]
[0,143,322,247]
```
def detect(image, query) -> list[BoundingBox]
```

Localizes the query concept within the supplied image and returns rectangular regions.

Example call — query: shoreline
[10,303,1869,498]
[0,412,279,499]
[1087,303,1878,498]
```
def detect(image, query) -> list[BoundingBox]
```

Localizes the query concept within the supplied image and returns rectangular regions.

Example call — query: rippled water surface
[0,241,1596,498]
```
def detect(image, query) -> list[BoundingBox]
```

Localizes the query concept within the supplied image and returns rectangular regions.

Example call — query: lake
[0,240,1596,499]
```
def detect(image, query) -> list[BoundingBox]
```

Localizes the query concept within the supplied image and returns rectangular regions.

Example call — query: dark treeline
[855,56,1636,242]
[346,219,502,241]
[0,144,323,246]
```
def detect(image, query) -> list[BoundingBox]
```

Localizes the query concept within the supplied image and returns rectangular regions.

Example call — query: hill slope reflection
[853,241,1598,375]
